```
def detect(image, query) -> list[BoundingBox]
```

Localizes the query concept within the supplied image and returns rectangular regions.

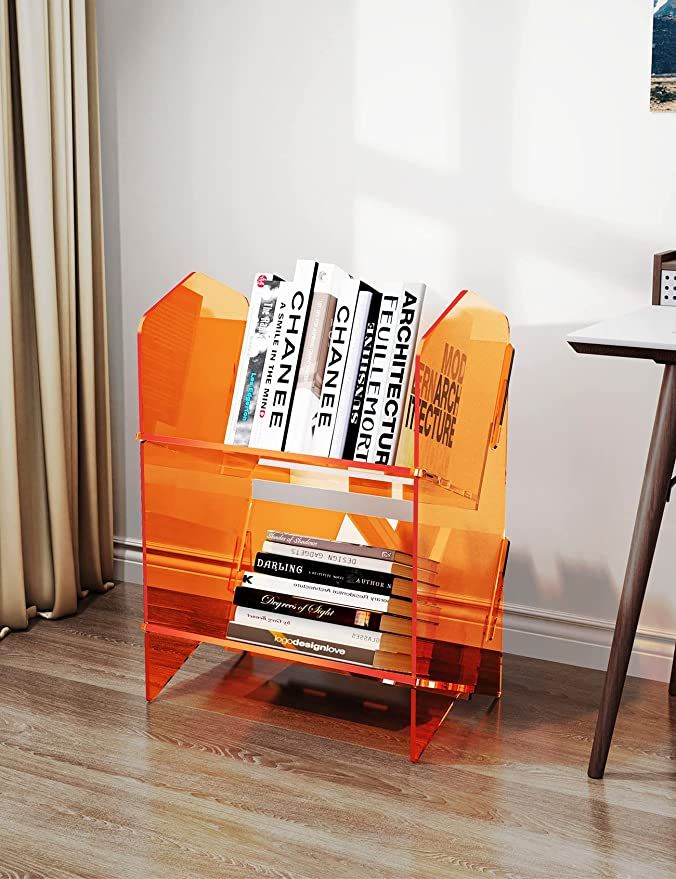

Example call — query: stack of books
[225,530,439,673]
[224,260,428,465]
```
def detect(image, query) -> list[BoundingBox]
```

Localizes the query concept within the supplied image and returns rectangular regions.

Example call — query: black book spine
[342,290,381,459]
[281,261,319,449]
[253,552,395,594]
[234,586,382,630]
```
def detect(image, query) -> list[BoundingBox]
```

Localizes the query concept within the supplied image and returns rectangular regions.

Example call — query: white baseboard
[113,535,675,684]
[113,535,143,584]
[503,603,673,683]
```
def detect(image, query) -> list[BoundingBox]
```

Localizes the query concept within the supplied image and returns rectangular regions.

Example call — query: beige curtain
[0,0,113,638]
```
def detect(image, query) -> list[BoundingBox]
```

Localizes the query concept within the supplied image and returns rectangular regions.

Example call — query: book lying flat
[266,530,439,573]
[261,540,437,586]
[241,571,408,612]
[234,585,421,637]
[225,621,413,673]
[254,552,428,600]
[231,606,411,655]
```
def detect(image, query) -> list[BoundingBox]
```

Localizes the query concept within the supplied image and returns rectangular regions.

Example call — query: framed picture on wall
[652,1,676,110]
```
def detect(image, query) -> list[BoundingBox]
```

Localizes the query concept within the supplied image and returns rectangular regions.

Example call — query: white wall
[97,0,676,680]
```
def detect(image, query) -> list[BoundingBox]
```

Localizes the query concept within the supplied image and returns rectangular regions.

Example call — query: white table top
[568,305,676,358]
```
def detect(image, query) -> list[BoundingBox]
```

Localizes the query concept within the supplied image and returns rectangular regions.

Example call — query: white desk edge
[567,305,676,352]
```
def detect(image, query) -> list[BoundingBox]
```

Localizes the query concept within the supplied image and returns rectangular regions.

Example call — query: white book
[262,539,411,577]
[368,288,408,463]
[249,282,291,448]
[232,605,384,651]
[328,283,373,459]
[310,274,360,456]
[353,290,400,462]
[262,539,436,586]
[284,263,345,454]
[256,260,318,451]
[225,272,283,445]
[372,284,426,465]
[240,570,392,612]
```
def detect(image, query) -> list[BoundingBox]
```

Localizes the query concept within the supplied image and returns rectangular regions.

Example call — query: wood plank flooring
[0,583,673,879]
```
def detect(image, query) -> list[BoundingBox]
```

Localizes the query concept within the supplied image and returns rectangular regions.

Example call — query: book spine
[249,282,290,448]
[394,367,416,468]
[284,291,337,453]
[240,571,392,612]
[224,272,282,444]
[373,284,426,465]
[328,284,373,459]
[226,621,377,667]
[262,539,398,576]
[258,260,318,451]
[232,606,385,651]
[310,276,359,457]
[353,291,400,462]
[254,551,394,593]
[266,529,401,562]
[342,288,382,459]
[234,586,384,630]
[366,290,403,463]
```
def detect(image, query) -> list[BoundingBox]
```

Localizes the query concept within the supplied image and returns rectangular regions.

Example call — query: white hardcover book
[353,290,400,462]
[328,283,373,459]
[249,282,291,448]
[240,570,391,612]
[368,288,410,463]
[261,539,406,576]
[372,284,426,465]
[256,260,318,451]
[284,263,345,453]
[225,272,283,444]
[232,605,384,651]
[310,274,359,456]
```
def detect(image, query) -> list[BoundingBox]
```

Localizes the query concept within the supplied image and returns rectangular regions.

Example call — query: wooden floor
[0,584,674,879]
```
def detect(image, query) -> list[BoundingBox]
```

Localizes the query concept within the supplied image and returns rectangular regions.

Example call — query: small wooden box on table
[138,272,513,761]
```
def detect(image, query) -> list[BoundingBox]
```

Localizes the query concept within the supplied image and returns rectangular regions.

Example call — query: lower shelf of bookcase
[143,620,480,761]
[144,621,432,689]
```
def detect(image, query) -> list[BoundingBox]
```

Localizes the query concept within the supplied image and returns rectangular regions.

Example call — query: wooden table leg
[670,644,676,698]
[588,364,676,779]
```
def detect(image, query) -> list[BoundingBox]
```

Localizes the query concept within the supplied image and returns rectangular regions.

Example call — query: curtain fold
[0,0,113,637]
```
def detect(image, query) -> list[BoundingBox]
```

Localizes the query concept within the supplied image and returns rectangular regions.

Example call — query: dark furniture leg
[588,364,676,779]
[670,643,676,698]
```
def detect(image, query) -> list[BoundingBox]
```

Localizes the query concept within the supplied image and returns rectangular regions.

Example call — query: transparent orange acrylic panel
[142,441,408,659]
[409,290,512,692]
[395,289,512,501]
[138,276,512,758]
[138,272,248,442]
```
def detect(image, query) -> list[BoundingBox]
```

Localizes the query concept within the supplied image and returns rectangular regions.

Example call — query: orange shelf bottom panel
[143,621,417,688]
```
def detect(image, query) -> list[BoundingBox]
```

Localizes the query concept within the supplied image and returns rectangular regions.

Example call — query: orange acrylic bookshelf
[138,271,513,761]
